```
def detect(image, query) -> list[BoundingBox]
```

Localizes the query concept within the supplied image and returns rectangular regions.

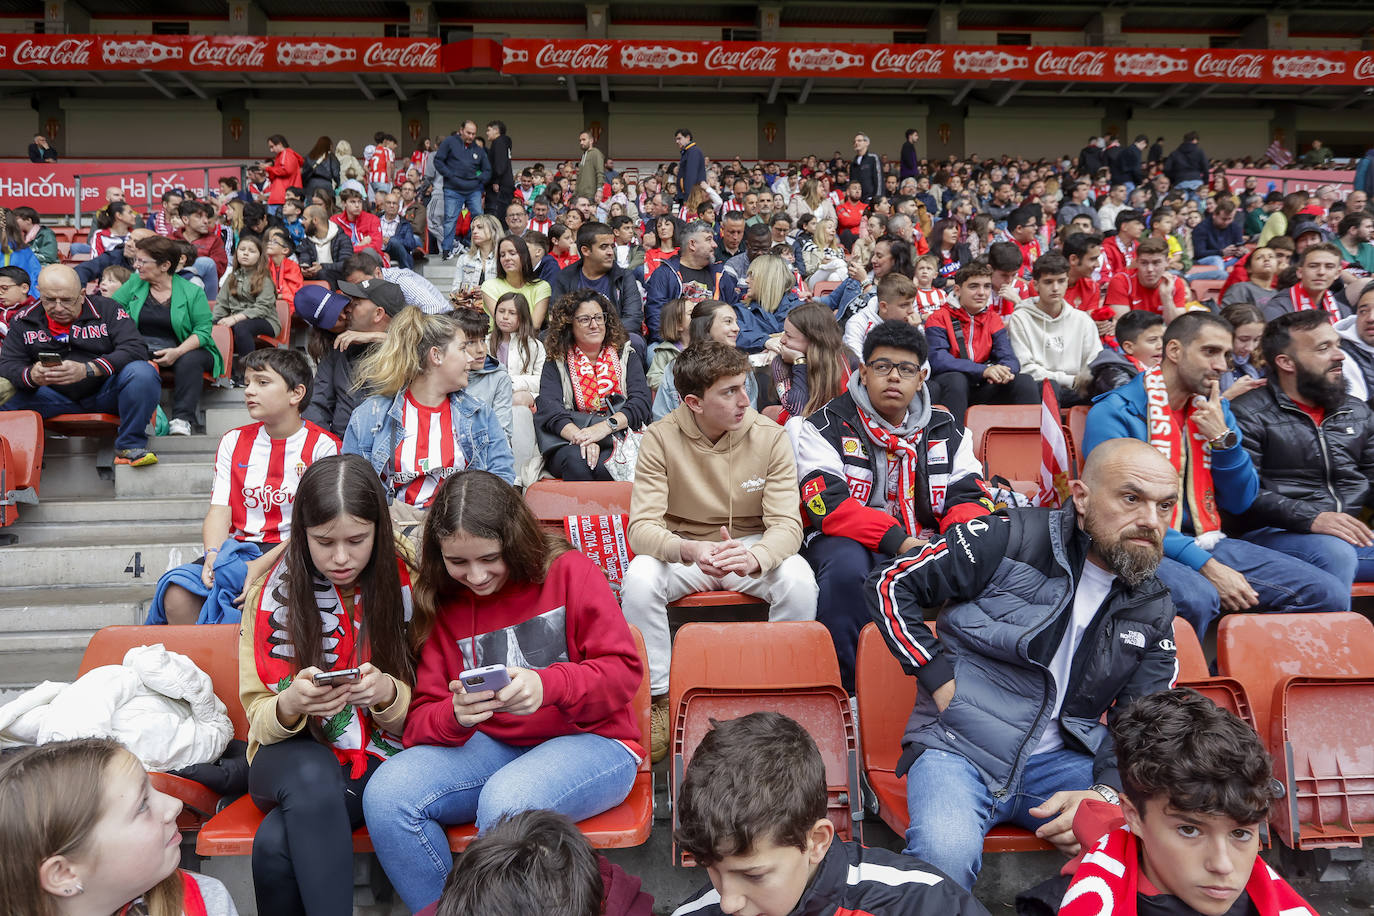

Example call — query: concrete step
[20,496,207,525]
[0,584,157,688]
[114,453,213,499]
[146,432,222,455]
[10,518,202,546]
[0,540,200,588]
[205,405,253,438]
[34,452,116,501]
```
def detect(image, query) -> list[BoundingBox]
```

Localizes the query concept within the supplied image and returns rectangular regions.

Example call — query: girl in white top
[489,291,547,409]
[451,214,502,303]
[0,737,239,916]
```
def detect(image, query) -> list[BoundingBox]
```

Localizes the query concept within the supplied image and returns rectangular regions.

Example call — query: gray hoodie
[1334,314,1374,402]
[844,368,931,505]
[463,355,515,445]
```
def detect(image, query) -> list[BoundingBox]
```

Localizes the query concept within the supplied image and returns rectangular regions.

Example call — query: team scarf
[855,403,923,537]
[567,345,624,412]
[253,556,412,777]
[1060,825,1316,916]
[1142,365,1221,534]
[1289,284,1341,321]
[565,514,634,599]
[1109,235,1137,269]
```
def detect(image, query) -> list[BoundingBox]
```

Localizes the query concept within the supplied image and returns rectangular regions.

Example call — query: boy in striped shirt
[156,348,338,624]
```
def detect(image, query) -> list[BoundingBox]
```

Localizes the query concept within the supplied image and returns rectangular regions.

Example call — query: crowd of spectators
[0,121,1362,916]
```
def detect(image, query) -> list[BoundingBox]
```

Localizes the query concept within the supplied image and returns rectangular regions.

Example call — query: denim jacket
[342,387,516,495]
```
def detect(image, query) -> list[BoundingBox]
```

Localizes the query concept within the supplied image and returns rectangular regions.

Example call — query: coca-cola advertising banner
[499,39,1374,85]
[0,35,443,72]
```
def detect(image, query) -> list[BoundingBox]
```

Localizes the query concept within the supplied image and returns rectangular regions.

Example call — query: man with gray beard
[866,438,1179,891]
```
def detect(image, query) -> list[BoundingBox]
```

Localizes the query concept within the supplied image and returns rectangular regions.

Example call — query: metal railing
[72,162,248,227]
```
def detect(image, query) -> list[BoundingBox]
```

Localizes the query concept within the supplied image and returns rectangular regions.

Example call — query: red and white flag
[1036,380,1072,508]
[1265,140,1293,168]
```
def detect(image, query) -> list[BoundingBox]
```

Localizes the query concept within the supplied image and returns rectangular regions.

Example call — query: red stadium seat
[0,409,44,496]
[963,404,1041,459]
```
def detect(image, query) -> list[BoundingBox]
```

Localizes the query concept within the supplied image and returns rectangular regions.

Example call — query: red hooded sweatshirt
[266,146,305,205]
[403,550,643,757]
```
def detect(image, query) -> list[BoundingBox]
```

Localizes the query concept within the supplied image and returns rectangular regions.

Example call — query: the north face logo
[1119,630,1146,648]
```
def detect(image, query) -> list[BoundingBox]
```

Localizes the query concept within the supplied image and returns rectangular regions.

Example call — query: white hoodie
[312,220,340,265]
[1006,297,1102,388]
[1334,314,1374,401]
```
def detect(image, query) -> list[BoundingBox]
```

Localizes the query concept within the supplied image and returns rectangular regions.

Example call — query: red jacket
[266,147,305,205]
[175,228,228,279]
[330,211,386,261]
[403,550,644,756]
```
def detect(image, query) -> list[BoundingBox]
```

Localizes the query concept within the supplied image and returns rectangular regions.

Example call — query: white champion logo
[740,476,765,492]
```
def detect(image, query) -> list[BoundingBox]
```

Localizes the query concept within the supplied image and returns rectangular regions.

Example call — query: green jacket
[113,273,223,376]
[30,226,58,265]
[213,270,280,333]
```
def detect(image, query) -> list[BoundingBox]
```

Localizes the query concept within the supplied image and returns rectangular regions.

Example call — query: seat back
[0,437,13,526]
[524,480,633,532]
[79,625,248,739]
[981,427,1043,481]
[1067,405,1090,470]
[1217,612,1374,742]
[810,280,840,299]
[855,622,926,776]
[963,404,1040,458]
[1172,616,1211,681]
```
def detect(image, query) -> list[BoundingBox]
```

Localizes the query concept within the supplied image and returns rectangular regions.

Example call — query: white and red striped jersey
[914,286,946,321]
[390,393,467,509]
[90,230,126,257]
[528,218,552,235]
[212,421,340,544]
[367,146,394,186]
[720,198,744,214]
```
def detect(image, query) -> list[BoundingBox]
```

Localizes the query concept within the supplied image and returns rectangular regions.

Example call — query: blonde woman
[788,178,836,224]
[451,213,503,303]
[736,253,806,352]
[343,307,515,504]
[802,217,848,285]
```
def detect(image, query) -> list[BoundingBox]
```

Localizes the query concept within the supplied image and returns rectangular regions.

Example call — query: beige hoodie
[628,405,802,573]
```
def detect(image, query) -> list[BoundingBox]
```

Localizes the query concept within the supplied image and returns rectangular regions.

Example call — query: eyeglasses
[40,295,81,307]
[132,257,157,268]
[866,359,922,380]
[574,313,607,327]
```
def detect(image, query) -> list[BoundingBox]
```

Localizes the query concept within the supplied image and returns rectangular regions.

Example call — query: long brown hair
[228,235,272,299]
[788,301,853,416]
[0,739,184,916]
[544,289,628,362]
[278,455,420,693]
[412,470,568,645]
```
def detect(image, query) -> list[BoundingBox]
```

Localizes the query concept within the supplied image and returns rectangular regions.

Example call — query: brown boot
[650,694,670,764]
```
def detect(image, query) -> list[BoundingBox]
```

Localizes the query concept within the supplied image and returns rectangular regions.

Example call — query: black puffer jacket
[867,507,1177,794]
[1229,381,1374,532]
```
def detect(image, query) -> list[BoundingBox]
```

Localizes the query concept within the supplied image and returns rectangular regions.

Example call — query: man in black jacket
[1164,130,1209,203]
[852,132,882,204]
[0,264,161,466]
[549,221,646,358]
[1078,137,1105,176]
[1230,309,1374,591]
[868,437,1179,889]
[484,120,514,219]
[1111,135,1147,190]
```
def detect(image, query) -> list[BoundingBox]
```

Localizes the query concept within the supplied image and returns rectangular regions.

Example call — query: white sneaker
[168,418,192,436]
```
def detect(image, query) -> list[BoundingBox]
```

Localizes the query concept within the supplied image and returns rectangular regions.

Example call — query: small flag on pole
[1036,380,1072,508]
[1265,140,1293,168]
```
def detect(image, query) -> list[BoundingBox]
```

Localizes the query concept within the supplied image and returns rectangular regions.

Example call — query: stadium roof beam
[766,77,781,103]
[171,72,207,100]
[384,73,408,100]
[796,77,814,104]
[600,76,609,101]
[352,73,376,100]
[566,74,578,101]
[951,80,976,105]
[994,80,1023,106]
[1147,83,1188,108]
[1178,84,1216,108]
[137,70,176,100]
[1328,90,1366,110]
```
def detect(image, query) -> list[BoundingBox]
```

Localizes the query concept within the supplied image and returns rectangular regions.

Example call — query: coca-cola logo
[620,44,697,70]
[188,38,266,68]
[362,40,439,69]
[533,42,611,70]
[1033,49,1105,77]
[101,39,183,66]
[786,47,864,73]
[276,41,357,67]
[1272,55,1345,80]
[704,45,779,73]
[870,47,944,75]
[953,49,1028,75]
[13,38,92,67]
[1114,52,1189,78]
[1356,56,1374,81]
[1193,52,1264,81]
[242,485,294,511]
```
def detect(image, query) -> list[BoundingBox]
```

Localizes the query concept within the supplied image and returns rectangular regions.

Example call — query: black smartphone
[37,350,63,366]
[313,667,361,686]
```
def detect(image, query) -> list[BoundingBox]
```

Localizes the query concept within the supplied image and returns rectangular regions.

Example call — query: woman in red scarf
[535,289,651,481]
[239,454,421,916]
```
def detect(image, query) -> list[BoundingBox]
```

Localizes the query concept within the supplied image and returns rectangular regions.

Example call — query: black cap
[337,278,407,316]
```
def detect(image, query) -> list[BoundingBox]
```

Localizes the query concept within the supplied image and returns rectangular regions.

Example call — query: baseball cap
[294,285,351,329]
[337,278,407,316]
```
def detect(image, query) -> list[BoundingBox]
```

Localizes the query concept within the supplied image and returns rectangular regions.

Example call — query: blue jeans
[904,746,1093,890]
[384,235,414,270]
[190,256,220,301]
[1189,255,1229,282]
[362,731,638,912]
[1244,525,1374,588]
[1176,179,1203,203]
[440,185,483,254]
[3,361,160,451]
[1155,535,1349,639]
[803,534,883,692]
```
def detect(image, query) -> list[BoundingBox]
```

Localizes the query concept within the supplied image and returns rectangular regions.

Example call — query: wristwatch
[85,362,96,379]
[1091,783,1121,806]
[606,414,621,432]
[1209,429,1238,450]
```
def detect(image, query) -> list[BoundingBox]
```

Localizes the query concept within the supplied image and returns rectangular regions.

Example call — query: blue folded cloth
[145,538,264,625]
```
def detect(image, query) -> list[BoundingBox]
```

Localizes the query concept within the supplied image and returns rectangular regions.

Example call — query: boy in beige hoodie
[624,341,818,762]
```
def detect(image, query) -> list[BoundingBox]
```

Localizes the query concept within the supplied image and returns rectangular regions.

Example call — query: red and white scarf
[855,404,923,537]
[1142,365,1221,535]
[565,514,634,599]
[252,556,412,777]
[1289,284,1340,321]
[1061,825,1316,916]
[568,346,623,412]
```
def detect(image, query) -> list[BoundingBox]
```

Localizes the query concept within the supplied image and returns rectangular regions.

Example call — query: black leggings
[229,317,278,380]
[545,442,614,481]
[248,735,380,916]
[164,347,215,423]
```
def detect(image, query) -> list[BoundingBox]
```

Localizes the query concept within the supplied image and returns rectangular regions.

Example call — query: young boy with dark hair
[0,264,36,341]
[1086,309,1165,398]
[674,712,988,916]
[1059,689,1314,916]
[420,809,653,916]
[149,347,339,625]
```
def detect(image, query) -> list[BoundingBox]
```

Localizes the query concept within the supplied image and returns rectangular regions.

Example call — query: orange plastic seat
[1351,582,1374,598]
[256,298,293,348]
[0,409,43,495]
[1066,405,1090,470]
[1171,617,1256,729]
[198,626,653,857]
[981,425,1076,485]
[854,623,1054,854]
[45,413,121,436]
[668,621,859,864]
[525,480,633,528]
[963,404,1041,460]
[810,280,840,299]
[209,323,234,385]
[1171,616,1210,681]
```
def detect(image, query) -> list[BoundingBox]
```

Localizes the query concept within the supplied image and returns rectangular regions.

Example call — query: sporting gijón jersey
[391,392,468,508]
[212,421,340,544]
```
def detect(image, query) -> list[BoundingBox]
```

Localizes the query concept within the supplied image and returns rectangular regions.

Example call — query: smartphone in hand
[458,664,511,693]
[313,667,361,686]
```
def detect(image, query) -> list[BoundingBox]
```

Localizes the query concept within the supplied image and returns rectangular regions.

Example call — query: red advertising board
[498,39,1374,86]
[1225,168,1357,196]
[0,161,241,215]
[0,35,443,72]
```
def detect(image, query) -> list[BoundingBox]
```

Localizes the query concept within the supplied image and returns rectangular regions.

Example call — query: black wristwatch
[85,362,96,379]
[606,414,620,432]
[1209,429,1238,450]
[1091,783,1121,806]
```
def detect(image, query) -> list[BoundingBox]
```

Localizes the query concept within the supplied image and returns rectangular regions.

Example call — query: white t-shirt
[1032,559,1115,756]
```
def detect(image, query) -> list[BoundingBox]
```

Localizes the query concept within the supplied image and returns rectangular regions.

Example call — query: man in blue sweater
[1190,199,1246,280]
[433,120,490,258]
[674,128,706,205]
[1082,311,1346,637]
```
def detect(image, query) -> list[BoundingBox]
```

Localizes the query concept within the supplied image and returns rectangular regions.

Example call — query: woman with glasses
[110,234,222,436]
[535,289,651,481]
